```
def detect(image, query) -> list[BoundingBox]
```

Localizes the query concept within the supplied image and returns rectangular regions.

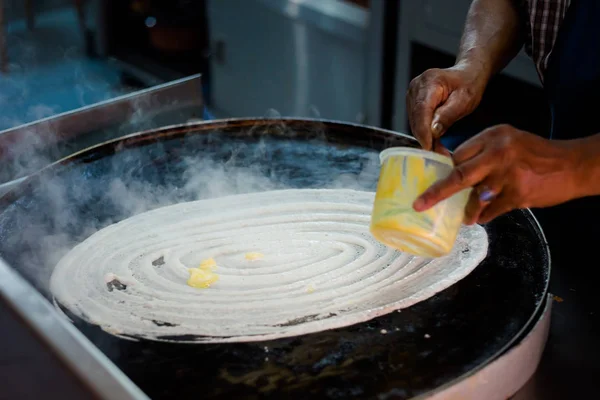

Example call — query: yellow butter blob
[187,257,219,289]
[245,252,264,261]
[187,268,219,289]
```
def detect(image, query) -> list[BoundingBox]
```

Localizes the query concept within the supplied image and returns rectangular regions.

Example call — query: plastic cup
[370,147,471,258]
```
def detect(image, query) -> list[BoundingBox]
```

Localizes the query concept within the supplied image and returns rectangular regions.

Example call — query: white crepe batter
[50,189,489,343]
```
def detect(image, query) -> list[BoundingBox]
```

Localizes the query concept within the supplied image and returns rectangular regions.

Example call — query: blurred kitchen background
[0,0,550,148]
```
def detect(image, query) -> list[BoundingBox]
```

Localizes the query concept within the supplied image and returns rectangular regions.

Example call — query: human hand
[412,125,579,224]
[406,64,488,154]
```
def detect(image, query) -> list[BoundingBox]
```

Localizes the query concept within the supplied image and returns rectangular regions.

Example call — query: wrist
[455,52,491,75]
[452,55,492,94]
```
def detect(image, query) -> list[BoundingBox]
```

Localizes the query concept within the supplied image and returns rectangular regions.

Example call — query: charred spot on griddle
[277,314,319,327]
[276,313,337,327]
[106,279,127,292]
[152,256,165,266]
[157,334,205,341]
[152,319,178,327]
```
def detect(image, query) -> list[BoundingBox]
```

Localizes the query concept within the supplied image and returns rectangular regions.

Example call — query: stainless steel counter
[0,74,204,189]
[0,258,147,400]
[0,75,208,399]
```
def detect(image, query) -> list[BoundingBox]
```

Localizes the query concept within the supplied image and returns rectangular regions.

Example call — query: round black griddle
[0,118,550,399]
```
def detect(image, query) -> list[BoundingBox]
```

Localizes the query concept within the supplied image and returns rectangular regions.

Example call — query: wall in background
[4,0,72,22]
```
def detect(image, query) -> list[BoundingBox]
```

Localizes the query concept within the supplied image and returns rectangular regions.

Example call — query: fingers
[408,78,445,151]
[413,153,493,211]
[407,68,485,152]
[477,194,515,224]
[463,180,503,225]
[452,134,486,164]
[431,91,471,138]
[453,124,512,164]
[464,190,486,226]
[410,123,523,223]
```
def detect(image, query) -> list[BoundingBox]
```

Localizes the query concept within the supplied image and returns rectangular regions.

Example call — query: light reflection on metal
[0,258,149,400]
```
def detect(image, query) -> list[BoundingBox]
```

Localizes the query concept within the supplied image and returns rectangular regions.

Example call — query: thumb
[431,91,474,138]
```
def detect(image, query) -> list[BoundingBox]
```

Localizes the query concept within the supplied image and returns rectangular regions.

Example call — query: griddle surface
[0,120,549,399]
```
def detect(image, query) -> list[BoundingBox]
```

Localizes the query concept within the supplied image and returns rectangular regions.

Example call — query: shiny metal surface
[0,74,204,185]
[0,176,25,198]
[425,295,552,400]
[0,72,206,400]
[0,257,148,400]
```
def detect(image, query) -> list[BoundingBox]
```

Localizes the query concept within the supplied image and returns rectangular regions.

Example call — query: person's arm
[568,134,600,198]
[407,0,525,151]
[455,0,525,83]
[412,125,600,225]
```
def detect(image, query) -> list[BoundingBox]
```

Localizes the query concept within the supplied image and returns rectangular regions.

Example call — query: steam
[6,158,287,294]
[1,116,384,297]
[104,157,283,220]
[0,7,132,182]
[329,152,380,190]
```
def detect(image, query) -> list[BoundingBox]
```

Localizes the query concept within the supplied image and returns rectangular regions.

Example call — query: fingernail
[413,197,425,211]
[479,189,495,202]
[432,121,444,137]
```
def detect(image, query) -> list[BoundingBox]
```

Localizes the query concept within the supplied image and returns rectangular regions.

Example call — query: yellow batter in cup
[370,147,471,258]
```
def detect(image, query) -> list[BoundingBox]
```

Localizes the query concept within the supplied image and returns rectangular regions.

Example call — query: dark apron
[533,0,600,331]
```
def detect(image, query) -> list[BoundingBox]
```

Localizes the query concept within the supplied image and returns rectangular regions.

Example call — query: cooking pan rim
[0,117,551,395]
[415,208,551,399]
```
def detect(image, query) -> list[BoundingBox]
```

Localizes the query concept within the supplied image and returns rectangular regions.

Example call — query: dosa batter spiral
[50,189,488,343]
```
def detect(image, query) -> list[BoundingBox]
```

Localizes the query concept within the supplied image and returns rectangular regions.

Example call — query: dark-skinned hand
[406,64,488,154]
[412,125,580,224]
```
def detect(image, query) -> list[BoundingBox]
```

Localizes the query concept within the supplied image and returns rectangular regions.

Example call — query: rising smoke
[0,109,383,296]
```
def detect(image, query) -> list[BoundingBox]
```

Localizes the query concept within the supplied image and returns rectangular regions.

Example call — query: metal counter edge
[0,257,149,400]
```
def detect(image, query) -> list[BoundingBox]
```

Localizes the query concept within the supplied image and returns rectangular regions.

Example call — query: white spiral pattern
[50,189,488,343]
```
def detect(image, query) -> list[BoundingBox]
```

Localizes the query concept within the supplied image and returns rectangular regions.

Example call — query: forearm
[566,134,600,199]
[456,0,524,86]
